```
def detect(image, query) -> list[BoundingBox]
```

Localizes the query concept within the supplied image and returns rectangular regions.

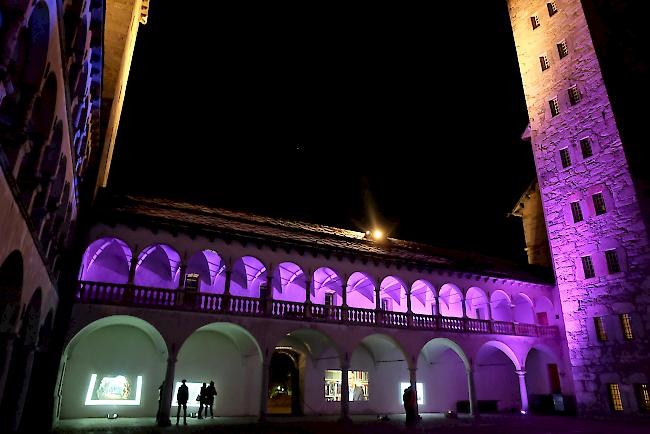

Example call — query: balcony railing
[76,281,560,338]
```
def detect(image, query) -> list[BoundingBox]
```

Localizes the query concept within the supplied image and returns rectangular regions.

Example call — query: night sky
[109,2,536,263]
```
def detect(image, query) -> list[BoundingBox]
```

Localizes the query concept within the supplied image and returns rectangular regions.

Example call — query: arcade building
[0,0,649,431]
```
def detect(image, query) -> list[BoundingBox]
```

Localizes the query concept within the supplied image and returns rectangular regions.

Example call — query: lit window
[570,201,583,223]
[594,317,608,341]
[531,15,540,29]
[568,85,581,105]
[540,54,550,71]
[549,98,560,117]
[620,314,633,340]
[560,148,571,168]
[608,384,624,412]
[325,292,334,306]
[593,193,607,215]
[580,138,593,158]
[557,40,569,59]
[582,256,595,279]
[605,250,621,274]
[547,2,558,16]
[184,273,200,291]
[635,384,650,413]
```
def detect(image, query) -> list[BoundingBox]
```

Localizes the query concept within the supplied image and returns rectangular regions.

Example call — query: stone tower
[507,0,650,414]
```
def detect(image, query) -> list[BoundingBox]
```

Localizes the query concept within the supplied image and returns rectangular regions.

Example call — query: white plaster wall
[475,351,520,411]
[417,350,469,413]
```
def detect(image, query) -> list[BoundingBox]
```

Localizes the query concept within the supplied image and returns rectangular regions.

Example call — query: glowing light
[172,382,204,408]
[520,410,527,415]
[373,229,383,240]
[85,374,143,406]
[400,382,424,405]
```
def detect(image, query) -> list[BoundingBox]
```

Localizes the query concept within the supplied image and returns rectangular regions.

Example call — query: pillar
[304,278,312,318]
[466,368,479,418]
[406,290,413,326]
[9,344,36,431]
[177,262,187,288]
[259,360,270,422]
[375,287,382,324]
[127,253,137,284]
[340,358,350,422]
[433,293,439,316]
[341,276,348,321]
[461,292,467,318]
[409,367,419,417]
[0,332,17,403]
[224,269,232,296]
[263,274,273,315]
[158,352,177,426]
[516,370,529,413]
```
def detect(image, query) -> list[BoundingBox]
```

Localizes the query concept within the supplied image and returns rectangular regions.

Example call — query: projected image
[172,382,204,407]
[324,370,369,401]
[400,382,424,405]
[85,374,143,405]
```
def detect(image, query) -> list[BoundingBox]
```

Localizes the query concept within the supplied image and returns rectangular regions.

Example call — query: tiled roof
[95,194,554,285]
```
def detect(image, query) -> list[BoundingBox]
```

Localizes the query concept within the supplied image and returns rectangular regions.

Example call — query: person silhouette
[197,382,207,419]
[176,379,189,425]
[204,381,217,418]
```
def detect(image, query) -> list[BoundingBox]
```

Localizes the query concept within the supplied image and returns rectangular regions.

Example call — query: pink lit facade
[508,0,650,415]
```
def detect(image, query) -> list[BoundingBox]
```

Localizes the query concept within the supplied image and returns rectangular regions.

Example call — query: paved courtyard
[53,413,650,434]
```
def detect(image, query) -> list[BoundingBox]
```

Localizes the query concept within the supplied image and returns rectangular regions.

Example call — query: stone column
[375,287,382,325]
[259,359,270,422]
[466,368,479,418]
[177,262,187,289]
[158,353,178,426]
[223,269,232,312]
[263,274,273,316]
[10,344,36,431]
[461,292,467,318]
[304,279,312,318]
[406,290,413,327]
[127,253,138,284]
[409,367,419,417]
[0,332,17,403]
[341,277,348,322]
[433,293,439,316]
[340,358,351,422]
[516,370,529,413]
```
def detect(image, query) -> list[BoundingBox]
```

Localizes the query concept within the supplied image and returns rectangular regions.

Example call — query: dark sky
[109,2,535,263]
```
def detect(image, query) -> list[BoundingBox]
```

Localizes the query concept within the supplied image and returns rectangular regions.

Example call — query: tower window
[540,55,550,71]
[582,255,595,279]
[605,250,621,274]
[531,15,540,30]
[620,314,633,340]
[560,148,571,168]
[557,40,569,58]
[594,317,607,341]
[570,201,583,223]
[549,98,560,117]
[547,1,558,16]
[580,138,593,158]
[635,384,650,413]
[593,193,607,215]
[608,384,624,412]
[568,85,581,105]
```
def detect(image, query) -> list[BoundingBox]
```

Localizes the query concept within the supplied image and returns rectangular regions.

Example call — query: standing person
[176,380,189,426]
[205,381,217,418]
[156,381,164,424]
[403,386,415,426]
[197,382,207,419]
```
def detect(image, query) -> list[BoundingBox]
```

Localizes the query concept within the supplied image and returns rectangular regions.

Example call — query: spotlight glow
[373,229,383,240]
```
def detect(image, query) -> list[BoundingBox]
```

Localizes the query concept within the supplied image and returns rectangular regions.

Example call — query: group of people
[175,379,218,425]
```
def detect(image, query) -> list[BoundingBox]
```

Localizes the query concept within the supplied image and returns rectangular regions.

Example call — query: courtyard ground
[53,413,650,434]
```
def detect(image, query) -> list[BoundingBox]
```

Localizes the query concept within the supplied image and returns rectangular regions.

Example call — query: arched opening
[513,293,535,324]
[490,290,513,322]
[465,287,490,320]
[534,296,555,326]
[79,237,132,283]
[349,334,409,414]
[274,329,341,415]
[417,338,470,413]
[134,244,181,289]
[438,283,463,317]
[184,250,225,293]
[268,351,300,415]
[525,346,564,414]
[272,262,306,303]
[475,342,521,413]
[410,279,436,315]
[379,276,407,312]
[230,256,266,298]
[0,250,24,333]
[311,267,342,306]
[56,316,167,420]
[346,272,375,309]
[175,322,262,417]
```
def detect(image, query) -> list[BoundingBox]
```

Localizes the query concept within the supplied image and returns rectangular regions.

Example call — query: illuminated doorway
[268,350,301,415]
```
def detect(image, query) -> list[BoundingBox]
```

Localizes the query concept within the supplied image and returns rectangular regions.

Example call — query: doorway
[267,350,301,415]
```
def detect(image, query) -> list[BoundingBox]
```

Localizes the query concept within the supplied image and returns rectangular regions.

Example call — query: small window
[580,138,593,158]
[557,40,569,58]
[582,255,595,279]
[184,273,200,291]
[559,148,571,168]
[608,384,624,412]
[540,54,550,71]
[635,384,650,413]
[620,313,633,340]
[568,85,581,105]
[381,299,391,311]
[570,201,584,223]
[593,192,607,215]
[605,250,621,274]
[547,1,558,16]
[549,98,560,117]
[531,15,541,29]
[594,317,607,341]
[325,292,334,306]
